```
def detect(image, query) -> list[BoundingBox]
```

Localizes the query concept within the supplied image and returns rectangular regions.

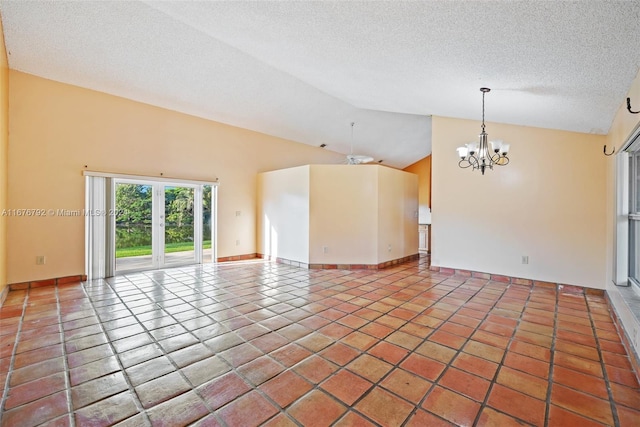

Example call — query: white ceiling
[1,1,639,168]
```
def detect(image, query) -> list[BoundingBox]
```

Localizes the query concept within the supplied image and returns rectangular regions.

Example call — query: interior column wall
[377,165,419,263]
[257,166,310,264]
[309,165,379,265]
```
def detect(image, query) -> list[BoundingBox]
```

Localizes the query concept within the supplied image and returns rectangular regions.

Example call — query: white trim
[106,179,115,277]
[614,152,629,286]
[194,185,203,264]
[622,121,640,153]
[83,170,219,186]
[154,185,164,268]
[211,185,218,263]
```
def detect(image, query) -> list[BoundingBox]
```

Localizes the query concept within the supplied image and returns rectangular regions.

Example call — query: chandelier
[457,88,510,175]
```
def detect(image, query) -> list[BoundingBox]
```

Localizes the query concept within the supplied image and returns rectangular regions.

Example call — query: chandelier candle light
[457,87,510,175]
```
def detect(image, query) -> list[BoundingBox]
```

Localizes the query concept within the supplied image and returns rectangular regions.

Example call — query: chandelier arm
[489,152,501,165]
[491,153,510,166]
[458,159,473,169]
[468,155,479,168]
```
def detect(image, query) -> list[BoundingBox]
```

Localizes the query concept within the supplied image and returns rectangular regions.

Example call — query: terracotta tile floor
[1,257,640,426]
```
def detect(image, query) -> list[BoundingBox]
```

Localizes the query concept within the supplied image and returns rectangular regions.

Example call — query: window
[629,149,640,285]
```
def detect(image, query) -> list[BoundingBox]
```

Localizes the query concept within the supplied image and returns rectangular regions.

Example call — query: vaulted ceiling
[1,1,639,168]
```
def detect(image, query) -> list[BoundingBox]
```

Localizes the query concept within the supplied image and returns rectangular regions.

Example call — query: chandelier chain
[481,91,486,132]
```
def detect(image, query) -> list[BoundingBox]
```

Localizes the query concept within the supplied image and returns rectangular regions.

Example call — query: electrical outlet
[36,255,45,265]
[323,246,328,254]
[235,240,240,246]
[522,255,529,264]
[388,244,392,252]
[235,211,241,217]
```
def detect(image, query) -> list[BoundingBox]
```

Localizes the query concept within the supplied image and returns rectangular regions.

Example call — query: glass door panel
[115,182,154,272]
[163,186,196,266]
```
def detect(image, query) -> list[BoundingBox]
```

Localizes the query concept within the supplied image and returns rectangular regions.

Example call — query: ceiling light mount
[346,122,374,165]
[456,87,510,175]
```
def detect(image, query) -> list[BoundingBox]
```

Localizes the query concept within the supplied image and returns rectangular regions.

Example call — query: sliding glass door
[85,173,217,280]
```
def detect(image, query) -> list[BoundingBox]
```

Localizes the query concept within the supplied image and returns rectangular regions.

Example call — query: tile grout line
[131,265,299,426]
[7,258,633,426]
[469,280,536,426]
[402,278,494,425]
[251,276,411,427]
[586,293,622,426]
[188,266,427,426]
[83,278,153,426]
[543,282,559,427]
[117,272,230,424]
[56,284,78,427]
[186,266,316,427]
[313,276,449,426]
[421,279,517,420]
[0,288,30,425]
[201,260,544,426]
[354,277,498,425]
[314,276,503,425]
[129,275,236,427]
[5,262,448,426]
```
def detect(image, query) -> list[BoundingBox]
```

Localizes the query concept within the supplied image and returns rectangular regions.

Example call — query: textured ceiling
[1,1,639,168]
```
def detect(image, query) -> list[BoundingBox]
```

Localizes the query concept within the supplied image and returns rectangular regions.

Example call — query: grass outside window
[116,241,212,258]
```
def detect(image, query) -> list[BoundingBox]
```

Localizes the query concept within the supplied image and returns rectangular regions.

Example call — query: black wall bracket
[604,145,615,156]
[628,98,640,114]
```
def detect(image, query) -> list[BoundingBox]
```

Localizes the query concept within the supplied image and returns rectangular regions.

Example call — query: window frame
[629,149,640,286]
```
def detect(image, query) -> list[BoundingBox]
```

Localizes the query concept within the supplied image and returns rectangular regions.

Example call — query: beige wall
[7,71,344,284]
[0,18,8,297]
[309,165,418,265]
[309,165,379,264]
[432,116,607,288]
[403,154,431,213]
[377,165,419,262]
[257,166,310,263]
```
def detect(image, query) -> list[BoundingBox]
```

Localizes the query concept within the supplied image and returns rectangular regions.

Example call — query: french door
[114,180,207,272]
[85,172,217,279]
